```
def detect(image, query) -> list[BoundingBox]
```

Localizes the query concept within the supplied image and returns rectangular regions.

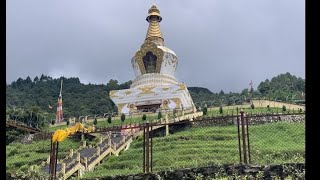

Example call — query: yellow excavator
[52,122,95,143]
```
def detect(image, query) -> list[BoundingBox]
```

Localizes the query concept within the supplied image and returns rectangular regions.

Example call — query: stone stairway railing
[42,132,134,180]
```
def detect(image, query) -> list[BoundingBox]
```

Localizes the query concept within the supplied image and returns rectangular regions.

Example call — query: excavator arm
[52,123,95,142]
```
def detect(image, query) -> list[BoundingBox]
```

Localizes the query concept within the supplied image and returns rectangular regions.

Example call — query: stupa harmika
[110,5,196,115]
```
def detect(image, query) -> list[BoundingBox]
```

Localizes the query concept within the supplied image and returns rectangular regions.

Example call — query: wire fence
[6,112,305,179]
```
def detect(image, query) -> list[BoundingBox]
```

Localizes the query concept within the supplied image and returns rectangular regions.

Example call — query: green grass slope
[83,121,305,178]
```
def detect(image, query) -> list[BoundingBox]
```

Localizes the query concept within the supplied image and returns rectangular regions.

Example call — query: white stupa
[110,5,196,115]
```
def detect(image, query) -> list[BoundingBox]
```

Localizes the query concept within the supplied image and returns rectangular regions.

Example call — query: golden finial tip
[148,4,160,16]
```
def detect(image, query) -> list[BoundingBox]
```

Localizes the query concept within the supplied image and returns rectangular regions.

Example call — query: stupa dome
[131,5,178,88]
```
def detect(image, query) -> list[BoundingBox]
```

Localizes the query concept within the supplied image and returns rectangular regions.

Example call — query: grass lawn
[6,138,81,173]
[83,121,305,178]
[47,114,159,132]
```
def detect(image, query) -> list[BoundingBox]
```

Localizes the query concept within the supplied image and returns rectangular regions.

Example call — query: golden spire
[145,5,164,45]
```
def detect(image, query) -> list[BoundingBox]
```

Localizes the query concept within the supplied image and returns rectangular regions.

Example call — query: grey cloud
[6,0,304,93]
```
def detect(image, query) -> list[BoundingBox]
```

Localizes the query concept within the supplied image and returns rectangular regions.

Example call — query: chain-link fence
[248,114,305,165]
[6,112,305,179]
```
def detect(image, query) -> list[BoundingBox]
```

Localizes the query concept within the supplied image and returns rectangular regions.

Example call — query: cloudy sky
[6,0,305,93]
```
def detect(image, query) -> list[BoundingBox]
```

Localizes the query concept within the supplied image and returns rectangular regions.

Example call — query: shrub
[13,165,49,180]
[142,114,147,121]
[66,119,70,126]
[121,113,126,122]
[282,105,287,112]
[158,111,162,119]
[107,115,112,124]
[203,106,208,115]
[219,106,223,114]
[93,117,97,125]
[51,120,55,125]
[251,103,255,109]
[267,105,270,111]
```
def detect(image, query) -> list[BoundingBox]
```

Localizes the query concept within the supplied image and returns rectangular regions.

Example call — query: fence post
[77,152,80,162]
[246,116,251,164]
[62,163,66,180]
[145,123,150,173]
[143,124,146,173]
[236,110,242,163]
[85,157,88,169]
[165,115,169,136]
[49,140,59,180]
[69,149,73,157]
[97,147,101,156]
[108,133,111,147]
[150,124,153,172]
[240,111,248,164]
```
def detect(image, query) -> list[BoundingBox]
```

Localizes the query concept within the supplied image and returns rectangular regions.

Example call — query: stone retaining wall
[84,163,305,180]
[192,114,305,127]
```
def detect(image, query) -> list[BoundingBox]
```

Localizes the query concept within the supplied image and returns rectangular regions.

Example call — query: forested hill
[6,72,304,119]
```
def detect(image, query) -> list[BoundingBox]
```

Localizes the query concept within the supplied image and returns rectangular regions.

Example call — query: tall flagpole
[60,79,63,97]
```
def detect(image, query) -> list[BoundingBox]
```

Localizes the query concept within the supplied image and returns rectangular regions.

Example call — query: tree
[93,117,97,125]
[121,113,126,122]
[106,79,119,92]
[157,111,162,119]
[241,88,249,96]
[25,76,32,84]
[142,114,147,121]
[219,106,223,114]
[33,76,39,82]
[107,115,112,124]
